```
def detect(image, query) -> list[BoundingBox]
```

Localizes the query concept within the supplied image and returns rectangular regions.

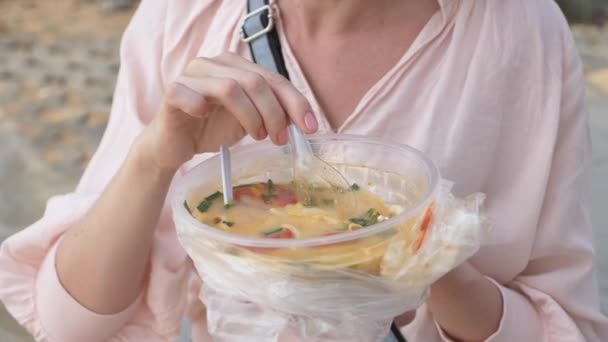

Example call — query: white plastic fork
[287,124,351,191]
[219,124,352,206]
[220,145,233,205]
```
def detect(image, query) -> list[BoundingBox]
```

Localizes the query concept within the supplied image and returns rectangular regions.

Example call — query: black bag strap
[241,0,290,79]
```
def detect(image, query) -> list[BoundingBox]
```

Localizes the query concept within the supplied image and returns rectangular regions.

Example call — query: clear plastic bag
[172,136,489,341]
[175,179,489,342]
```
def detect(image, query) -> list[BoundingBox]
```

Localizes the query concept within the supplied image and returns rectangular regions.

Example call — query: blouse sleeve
[487,27,608,341]
[0,1,192,341]
[438,6,608,341]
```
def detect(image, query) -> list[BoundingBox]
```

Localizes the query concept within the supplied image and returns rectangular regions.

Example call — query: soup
[186,180,402,240]
[184,180,436,275]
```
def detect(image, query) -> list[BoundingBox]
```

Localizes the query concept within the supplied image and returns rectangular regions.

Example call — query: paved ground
[574,24,608,317]
[0,1,606,340]
[0,0,132,234]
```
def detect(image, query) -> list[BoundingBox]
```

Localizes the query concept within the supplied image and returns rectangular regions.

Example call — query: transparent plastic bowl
[172,134,440,274]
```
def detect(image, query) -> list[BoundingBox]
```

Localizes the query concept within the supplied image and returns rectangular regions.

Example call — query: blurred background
[0,0,606,340]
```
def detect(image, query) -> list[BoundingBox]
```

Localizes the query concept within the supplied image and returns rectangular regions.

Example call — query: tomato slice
[233,184,262,201]
[240,227,295,254]
[265,227,295,239]
[232,182,298,207]
[414,203,435,252]
[272,184,298,206]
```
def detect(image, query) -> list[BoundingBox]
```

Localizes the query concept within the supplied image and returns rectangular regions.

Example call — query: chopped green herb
[349,208,380,227]
[184,200,193,215]
[302,197,316,207]
[206,191,223,201]
[262,179,278,203]
[262,227,283,236]
[197,200,212,212]
[348,218,367,226]
[350,183,360,191]
[350,218,373,227]
[222,220,235,227]
[197,191,223,212]
[234,183,254,189]
[224,203,233,210]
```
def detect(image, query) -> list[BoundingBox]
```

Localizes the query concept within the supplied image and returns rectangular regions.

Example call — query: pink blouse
[1,0,607,341]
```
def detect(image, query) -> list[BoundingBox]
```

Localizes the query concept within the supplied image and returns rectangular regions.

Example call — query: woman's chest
[285,35,418,130]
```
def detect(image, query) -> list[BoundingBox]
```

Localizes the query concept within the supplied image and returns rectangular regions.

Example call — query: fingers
[170,53,319,145]
[164,82,210,118]
[191,60,288,144]
[196,53,319,134]
[172,75,265,141]
[232,71,288,144]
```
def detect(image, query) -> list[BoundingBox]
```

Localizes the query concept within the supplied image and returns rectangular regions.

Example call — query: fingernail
[304,112,318,131]
[258,126,267,140]
[276,129,288,145]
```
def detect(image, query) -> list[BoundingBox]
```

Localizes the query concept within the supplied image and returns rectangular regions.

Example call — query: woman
[1,0,607,341]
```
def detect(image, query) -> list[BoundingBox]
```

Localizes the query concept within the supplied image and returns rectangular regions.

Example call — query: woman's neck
[277,0,439,37]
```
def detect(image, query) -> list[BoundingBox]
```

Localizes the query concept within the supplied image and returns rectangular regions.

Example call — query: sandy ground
[0,1,607,340]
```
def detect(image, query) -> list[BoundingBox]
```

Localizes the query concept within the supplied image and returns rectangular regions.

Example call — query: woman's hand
[139,52,318,171]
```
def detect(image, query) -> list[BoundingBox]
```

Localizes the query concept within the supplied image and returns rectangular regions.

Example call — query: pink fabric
[1,0,607,341]
[36,240,143,341]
